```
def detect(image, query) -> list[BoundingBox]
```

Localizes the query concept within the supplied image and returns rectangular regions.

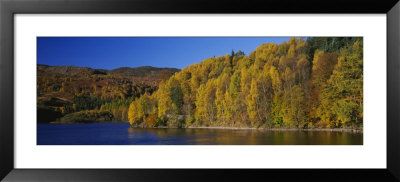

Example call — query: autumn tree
[122,37,363,129]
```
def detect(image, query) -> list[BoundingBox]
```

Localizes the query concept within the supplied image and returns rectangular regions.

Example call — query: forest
[37,37,363,129]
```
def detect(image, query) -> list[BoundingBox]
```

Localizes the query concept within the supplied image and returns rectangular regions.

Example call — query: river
[37,123,363,145]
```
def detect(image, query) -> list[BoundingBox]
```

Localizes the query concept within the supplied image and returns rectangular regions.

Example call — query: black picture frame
[1,0,399,181]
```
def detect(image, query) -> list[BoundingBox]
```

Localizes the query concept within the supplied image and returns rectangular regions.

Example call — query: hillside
[37,65,179,123]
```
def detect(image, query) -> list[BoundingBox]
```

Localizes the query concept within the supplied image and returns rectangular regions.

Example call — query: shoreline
[133,125,363,133]
[186,126,362,133]
[43,122,362,133]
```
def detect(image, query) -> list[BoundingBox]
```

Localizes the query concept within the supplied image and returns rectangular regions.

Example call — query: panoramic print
[37,37,363,145]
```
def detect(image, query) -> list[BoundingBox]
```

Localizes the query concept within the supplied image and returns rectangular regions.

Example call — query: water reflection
[126,127,363,145]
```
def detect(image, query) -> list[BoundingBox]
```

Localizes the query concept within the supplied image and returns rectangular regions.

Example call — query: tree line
[128,37,363,129]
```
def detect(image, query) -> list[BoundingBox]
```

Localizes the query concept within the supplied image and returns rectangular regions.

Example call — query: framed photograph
[1,0,399,181]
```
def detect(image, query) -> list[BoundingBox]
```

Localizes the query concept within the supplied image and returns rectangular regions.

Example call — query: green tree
[320,40,363,128]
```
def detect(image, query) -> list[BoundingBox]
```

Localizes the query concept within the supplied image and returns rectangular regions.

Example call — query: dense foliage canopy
[127,37,363,129]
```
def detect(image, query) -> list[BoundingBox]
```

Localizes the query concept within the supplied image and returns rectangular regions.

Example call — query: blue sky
[37,37,292,70]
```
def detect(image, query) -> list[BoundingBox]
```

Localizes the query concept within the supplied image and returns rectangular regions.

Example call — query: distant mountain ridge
[37,64,180,77]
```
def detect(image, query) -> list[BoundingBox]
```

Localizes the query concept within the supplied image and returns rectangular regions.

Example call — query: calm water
[37,123,363,145]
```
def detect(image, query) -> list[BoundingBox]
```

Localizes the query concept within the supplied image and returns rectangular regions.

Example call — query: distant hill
[37,64,180,122]
[37,64,179,78]
[109,66,179,77]
[37,64,102,75]
[37,65,180,98]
